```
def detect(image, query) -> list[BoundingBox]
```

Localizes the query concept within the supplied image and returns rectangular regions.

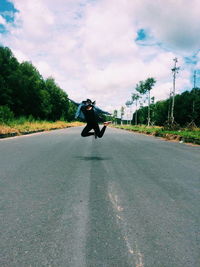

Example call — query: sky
[0,0,200,114]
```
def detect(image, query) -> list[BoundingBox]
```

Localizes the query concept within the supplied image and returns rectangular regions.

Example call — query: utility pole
[192,70,196,114]
[168,88,172,122]
[135,97,138,125]
[193,70,196,89]
[170,58,180,124]
[192,70,199,122]
[147,89,151,126]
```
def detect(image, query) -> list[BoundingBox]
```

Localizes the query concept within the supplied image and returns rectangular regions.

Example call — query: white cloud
[0,15,6,25]
[133,0,200,52]
[11,0,55,39]
[12,49,29,62]
[1,0,199,113]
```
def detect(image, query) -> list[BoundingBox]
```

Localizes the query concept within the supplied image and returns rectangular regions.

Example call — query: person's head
[84,99,96,107]
[86,99,92,105]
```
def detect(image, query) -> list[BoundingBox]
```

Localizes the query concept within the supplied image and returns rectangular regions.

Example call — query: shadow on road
[75,156,112,161]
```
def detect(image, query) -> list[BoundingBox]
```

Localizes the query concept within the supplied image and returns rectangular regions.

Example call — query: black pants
[81,123,106,138]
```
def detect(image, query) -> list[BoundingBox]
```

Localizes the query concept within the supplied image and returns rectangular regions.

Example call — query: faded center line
[108,183,144,267]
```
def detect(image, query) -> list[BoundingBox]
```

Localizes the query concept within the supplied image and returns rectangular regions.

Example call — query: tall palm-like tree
[136,78,156,126]
[132,92,140,125]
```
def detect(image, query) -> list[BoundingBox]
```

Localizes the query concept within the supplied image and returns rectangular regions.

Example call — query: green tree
[132,93,140,125]
[16,61,44,118]
[0,46,73,122]
[113,109,118,124]
[190,87,200,124]
[153,100,168,125]
[137,106,148,124]
[45,78,69,121]
[0,106,14,123]
[136,78,156,126]
[39,89,52,119]
[0,46,19,109]
[67,101,77,121]
[120,106,125,125]
[134,88,200,127]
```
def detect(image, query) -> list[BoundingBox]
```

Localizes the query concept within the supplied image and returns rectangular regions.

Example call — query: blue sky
[136,29,147,41]
[0,0,18,33]
[0,0,200,112]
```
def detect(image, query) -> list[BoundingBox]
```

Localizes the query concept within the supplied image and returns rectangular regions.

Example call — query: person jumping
[70,98,111,138]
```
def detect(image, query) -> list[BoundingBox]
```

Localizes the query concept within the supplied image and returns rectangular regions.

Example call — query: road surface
[0,126,199,267]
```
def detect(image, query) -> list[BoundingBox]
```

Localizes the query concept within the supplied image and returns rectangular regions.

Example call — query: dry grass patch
[0,121,84,137]
[0,125,19,135]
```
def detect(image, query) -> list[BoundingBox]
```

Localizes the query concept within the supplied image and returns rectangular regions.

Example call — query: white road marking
[108,182,144,267]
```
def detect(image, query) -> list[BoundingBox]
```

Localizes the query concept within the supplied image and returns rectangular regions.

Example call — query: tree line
[124,77,200,127]
[1,46,200,127]
[135,88,200,127]
[0,46,76,122]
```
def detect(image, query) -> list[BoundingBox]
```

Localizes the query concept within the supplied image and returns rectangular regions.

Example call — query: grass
[1,119,200,145]
[114,125,162,135]
[0,119,84,137]
[160,129,200,139]
[113,124,200,145]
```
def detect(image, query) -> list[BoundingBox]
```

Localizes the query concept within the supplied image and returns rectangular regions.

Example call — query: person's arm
[94,106,111,115]
[68,98,80,106]
[75,103,87,120]
[75,103,82,119]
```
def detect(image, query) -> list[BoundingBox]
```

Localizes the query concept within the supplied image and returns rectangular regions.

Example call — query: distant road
[0,127,199,267]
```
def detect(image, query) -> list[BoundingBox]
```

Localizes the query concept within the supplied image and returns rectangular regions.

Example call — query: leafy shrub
[0,106,14,124]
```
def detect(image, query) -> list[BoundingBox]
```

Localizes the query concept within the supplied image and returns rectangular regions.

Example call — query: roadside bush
[8,115,43,127]
[0,106,14,124]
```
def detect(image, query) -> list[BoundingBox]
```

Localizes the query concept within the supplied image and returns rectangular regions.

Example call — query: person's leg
[81,124,94,137]
[93,123,106,138]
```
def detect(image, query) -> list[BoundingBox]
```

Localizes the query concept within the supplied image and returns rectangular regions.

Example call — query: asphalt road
[0,126,200,267]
